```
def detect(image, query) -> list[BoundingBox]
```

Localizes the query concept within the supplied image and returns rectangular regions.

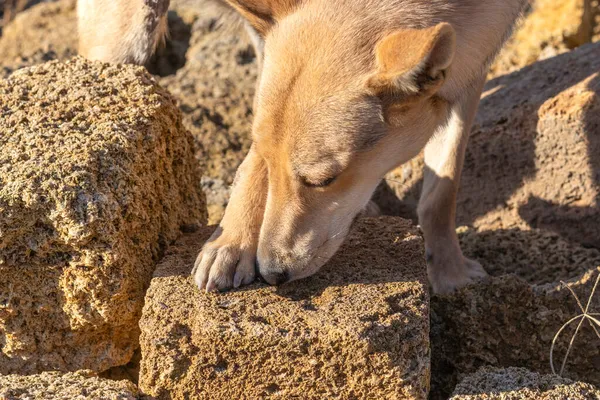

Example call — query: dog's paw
[191,233,257,292]
[428,255,488,295]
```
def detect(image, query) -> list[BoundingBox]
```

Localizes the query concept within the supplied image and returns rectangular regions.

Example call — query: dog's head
[227,0,456,284]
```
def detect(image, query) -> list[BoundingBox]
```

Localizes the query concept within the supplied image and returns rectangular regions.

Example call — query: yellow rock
[0,57,207,374]
[139,217,430,399]
[489,0,593,77]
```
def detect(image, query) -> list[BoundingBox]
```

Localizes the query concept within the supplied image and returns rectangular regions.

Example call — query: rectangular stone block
[139,217,429,399]
[0,57,207,374]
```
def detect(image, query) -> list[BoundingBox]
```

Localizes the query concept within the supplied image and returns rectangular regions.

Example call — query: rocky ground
[449,367,600,400]
[0,370,140,400]
[1,0,600,399]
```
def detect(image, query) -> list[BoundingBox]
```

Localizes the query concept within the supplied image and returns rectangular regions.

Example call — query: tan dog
[79,0,527,294]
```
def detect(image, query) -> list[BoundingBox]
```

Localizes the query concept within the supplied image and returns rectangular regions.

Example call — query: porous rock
[0,370,140,400]
[0,0,77,78]
[0,0,264,225]
[139,217,430,399]
[450,367,600,400]
[0,57,206,374]
[377,42,600,249]
[430,225,600,399]
[489,0,594,77]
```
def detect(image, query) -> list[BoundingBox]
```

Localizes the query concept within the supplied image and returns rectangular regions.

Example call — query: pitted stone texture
[0,57,207,374]
[0,370,140,400]
[140,217,429,399]
[430,226,600,399]
[430,225,600,399]
[489,0,593,78]
[159,4,257,223]
[450,367,600,400]
[0,0,77,78]
[431,263,600,398]
[377,42,600,249]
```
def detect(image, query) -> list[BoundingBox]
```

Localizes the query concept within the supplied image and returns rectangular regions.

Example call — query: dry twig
[550,271,600,376]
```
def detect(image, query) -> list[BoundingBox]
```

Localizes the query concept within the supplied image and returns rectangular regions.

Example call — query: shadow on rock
[375,43,600,250]
[517,72,600,248]
[430,226,600,400]
[146,11,193,77]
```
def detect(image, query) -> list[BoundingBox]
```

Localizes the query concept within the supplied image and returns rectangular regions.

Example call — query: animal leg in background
[77,0,169,64]
[417,75,488,294]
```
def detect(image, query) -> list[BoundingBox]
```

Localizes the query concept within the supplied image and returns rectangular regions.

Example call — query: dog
[78,0,528,294]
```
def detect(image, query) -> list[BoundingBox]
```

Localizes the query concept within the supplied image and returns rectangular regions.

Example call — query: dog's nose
[258,267,290,286]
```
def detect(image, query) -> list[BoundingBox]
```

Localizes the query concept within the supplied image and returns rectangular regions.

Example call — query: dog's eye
[301,175,337,188]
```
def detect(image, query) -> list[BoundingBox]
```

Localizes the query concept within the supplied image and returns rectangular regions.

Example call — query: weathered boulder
[0,0,257,224]
[0,57,207,374]
[139,217,430,399]
[489,0,594,77]
[0,370,140,400]
[450,367,600,400]
[0,0,77,78]
[377,41,600,249]
[430,226,600,399]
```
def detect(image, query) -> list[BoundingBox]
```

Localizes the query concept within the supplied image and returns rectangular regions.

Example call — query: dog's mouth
[259,215,361,286]
[291,210,364,281]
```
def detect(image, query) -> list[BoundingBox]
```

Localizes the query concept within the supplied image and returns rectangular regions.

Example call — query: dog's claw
[192,234,257,293]
[428,255,488,295]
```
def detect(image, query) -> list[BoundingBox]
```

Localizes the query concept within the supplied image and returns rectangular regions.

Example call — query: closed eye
[300,175,337,188]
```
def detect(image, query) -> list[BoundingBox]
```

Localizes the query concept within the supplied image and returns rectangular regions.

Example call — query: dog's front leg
[417,76,488,294]
[192,145,267,291]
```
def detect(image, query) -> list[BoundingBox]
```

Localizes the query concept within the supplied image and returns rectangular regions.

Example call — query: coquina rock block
[0,370,140,400]
[0,0,77,79]
[489,0,593,77]
[139,217,429,399]
[450,367,600,400]
[430,226,600,399]
[0,57,207,374]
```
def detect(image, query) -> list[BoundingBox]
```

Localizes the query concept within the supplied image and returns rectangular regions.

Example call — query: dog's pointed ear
[367,23,456,98]
[225,0,301,37]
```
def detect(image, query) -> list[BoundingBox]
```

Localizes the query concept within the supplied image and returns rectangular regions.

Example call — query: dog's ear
[367,23,456,98]
[225,0,301,36]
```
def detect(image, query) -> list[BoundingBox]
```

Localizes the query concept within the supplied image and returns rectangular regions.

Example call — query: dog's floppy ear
[225,0,301,36]
[367,23,456,98]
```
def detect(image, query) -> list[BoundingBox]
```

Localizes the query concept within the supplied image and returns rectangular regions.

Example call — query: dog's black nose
[255,259,290,285]
[259,269,290,286]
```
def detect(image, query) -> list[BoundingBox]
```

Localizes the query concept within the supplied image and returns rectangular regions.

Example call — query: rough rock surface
[0,57,207,374]
[0,370,140,400]
[489,0,594,77]
[450,367,600,400]
[457,227,600,285]
[139,217,429,399]
[431,235,600,400]
[0,0,77,78]
[378,42,600,249]
[0,0,255,224]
